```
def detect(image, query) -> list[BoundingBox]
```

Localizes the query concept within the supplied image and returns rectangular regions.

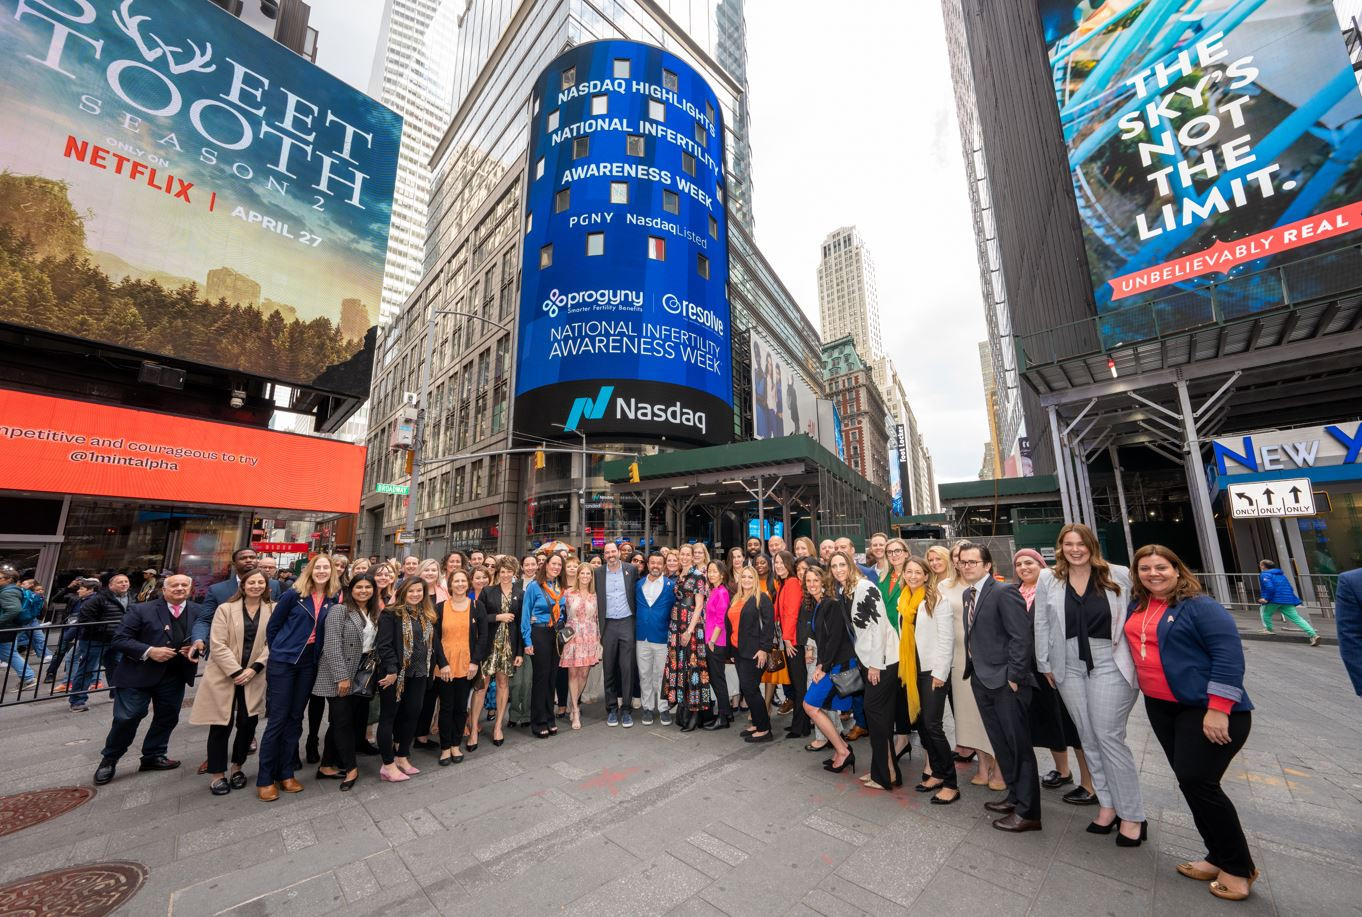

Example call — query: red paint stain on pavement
[579,766,641,796]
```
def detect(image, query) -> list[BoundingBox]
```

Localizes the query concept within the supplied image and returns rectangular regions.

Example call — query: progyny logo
[563,386,614,433]
[543,288,643,318]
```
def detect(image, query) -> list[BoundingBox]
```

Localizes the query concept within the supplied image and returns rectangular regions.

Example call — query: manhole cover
[0,787,95,838]
[0,862,146,916]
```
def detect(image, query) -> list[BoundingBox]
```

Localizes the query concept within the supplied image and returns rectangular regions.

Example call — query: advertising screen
[1041,0,1362,313]
[0,388,365,514]
[0,0,401,397]
[750,336,818,440]
[516,40,732,446]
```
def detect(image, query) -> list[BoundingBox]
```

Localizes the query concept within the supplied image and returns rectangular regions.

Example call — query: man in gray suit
[961,543,1040,832]
[595,542,638,727]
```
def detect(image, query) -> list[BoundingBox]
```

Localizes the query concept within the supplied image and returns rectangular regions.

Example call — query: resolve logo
[563,386,614,433]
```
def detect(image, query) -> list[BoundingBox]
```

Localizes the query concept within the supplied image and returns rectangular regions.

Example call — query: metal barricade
[1194,572,1339,619]
[0,621,116,707]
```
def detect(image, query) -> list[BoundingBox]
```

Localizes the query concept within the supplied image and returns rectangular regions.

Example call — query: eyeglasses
[886,548,906,555]
[957,559,984,567]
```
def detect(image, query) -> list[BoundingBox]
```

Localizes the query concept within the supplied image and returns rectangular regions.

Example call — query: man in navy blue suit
[1336,567,1362,697]
[189,546,280,656]
[94,574,202,785]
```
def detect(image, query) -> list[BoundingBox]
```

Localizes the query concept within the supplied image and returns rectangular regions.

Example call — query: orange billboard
[0,389,365,514]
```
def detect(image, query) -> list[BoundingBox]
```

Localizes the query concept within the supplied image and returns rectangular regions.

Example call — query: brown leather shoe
[984,800,1016,814]
[257,783,279,802]
[279,777,304,793]
[845,726,869,741]
[992,813,1042,832]
[777,699,794,715]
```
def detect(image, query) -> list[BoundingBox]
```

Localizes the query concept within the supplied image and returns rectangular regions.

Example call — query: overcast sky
[314,0,991,482]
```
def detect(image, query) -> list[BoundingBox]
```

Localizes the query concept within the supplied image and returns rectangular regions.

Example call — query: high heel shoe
[824,752,856,774]
[1086,817,1117,835]
[492,736,505,746]
[1115,821,1148,847]
[893,741,911,763]
[954,750,977,763]
[379,768,409,783]
[314,768,343,780]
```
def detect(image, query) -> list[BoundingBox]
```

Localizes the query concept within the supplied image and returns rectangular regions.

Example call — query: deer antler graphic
[112,0,216,75]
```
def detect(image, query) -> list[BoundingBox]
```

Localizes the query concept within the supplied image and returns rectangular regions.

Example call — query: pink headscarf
[1012,548,1048,610]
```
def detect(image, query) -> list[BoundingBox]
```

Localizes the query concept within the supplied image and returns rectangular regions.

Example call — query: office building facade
[822,336,890,492]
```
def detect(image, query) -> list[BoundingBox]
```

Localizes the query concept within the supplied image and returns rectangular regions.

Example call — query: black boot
[702,715,730,731]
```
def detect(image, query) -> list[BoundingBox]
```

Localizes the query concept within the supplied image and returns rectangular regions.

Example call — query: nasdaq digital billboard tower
[516,40,732,447]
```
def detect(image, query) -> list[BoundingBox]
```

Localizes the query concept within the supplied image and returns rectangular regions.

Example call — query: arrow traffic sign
[1228,478,1316,518]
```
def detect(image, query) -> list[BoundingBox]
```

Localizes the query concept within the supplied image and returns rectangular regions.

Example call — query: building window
[572,137,589,159]
[613,58,630,79]
[554,187,570,213]
[662,69,678,91]
[705,101,714,123]
[708,215,717,239]
[539,244,552,268]
[532,96,540,117]
[591,94,608,116]
[524,212,532,235]
[626,135,644,157]
[610,181,629,204]
[695,122,706,145]
[561,66,575,89]
[547,109,560,131]
[682,153,695,176]
[534,157,544,179]
[648,99,664,122]
[697,253,709,279]
[662,189,679,214]
[586,232,605,256]
[647,236,666,260]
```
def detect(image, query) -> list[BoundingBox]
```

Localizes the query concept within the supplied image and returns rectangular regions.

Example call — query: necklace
[1139,598,1167,660]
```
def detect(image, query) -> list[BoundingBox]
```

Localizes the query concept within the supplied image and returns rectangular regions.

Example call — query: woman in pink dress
[559,562,600,730]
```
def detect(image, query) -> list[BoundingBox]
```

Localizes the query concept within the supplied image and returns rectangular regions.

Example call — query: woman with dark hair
[755,553,786,712]
[189,570,273,796]
[314,574,381,790]
[375,577,435,783]
[477,557,524,744]
[701,560,733,730]
[772,550,806,734]
[1128,544,1257,900]
[881,538,918,763]
[522,553,566,739]
[433,569,483,765]
[834,551,899,790]
[1034,523,1145,844]
[801,563,854,773]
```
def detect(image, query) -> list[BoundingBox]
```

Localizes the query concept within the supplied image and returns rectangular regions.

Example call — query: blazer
[774,577,803,645]
[1033,565,1135,687]
[476,584,525,658]
[1127,593,1253,712]
[813,596,853,670]
[912,592,955,682]
[432,596,484,675]
[265,588,337,665]
[191,575,282,644]
[314,605,374,697]
[376,607,433,678]
[594,562,638,632]
[961,575,1033,691]
[110,597,201,689]
[189,599,272,723]
[1337,568,1362,696]
[726,592,775,659]
[845,578,898,671]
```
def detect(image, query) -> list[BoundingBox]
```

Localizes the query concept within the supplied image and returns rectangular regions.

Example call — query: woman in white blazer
[833,552,900,791]
[1034,524,1147,845]
[907,556,957,804]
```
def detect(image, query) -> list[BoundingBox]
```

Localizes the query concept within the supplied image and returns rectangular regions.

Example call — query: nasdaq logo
[563,385,614,433]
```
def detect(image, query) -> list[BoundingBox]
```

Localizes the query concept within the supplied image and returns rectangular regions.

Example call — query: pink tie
[170,605,182,619]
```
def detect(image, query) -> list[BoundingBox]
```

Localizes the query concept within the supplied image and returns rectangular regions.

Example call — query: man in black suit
[189,546,280,655]
[94,573,201,785]
[960,543,1041,832]
[594,541,639,727]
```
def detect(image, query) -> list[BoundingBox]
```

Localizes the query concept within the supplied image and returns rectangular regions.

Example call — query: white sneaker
[1309,635,1321,646]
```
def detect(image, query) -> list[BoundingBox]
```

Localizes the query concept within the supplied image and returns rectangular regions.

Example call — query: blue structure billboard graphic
[1040,0,1362,316]
[516,40,732,446]
[0,0,402,398]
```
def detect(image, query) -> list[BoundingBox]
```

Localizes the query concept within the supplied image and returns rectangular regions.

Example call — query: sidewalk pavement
[2,639,1360,916]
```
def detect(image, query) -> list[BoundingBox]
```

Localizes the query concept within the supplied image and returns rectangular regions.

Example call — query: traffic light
[404,450,414,475]
[534,449,546,470]
[628,460,640,483]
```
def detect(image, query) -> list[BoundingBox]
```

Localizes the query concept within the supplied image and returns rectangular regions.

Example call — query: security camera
[230,388,247,409]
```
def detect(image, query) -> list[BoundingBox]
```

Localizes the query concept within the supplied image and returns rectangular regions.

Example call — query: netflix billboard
[1040,0,1362,313]
[0,0,401,397]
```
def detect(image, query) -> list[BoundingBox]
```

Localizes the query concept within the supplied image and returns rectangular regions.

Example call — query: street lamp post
[552,422,588,556]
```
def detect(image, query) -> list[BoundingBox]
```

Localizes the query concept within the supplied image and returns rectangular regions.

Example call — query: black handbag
[830,665,863,697]
[349,651,377,698]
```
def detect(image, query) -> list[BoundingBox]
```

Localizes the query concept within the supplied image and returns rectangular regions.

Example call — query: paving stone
[906,865,1030,917]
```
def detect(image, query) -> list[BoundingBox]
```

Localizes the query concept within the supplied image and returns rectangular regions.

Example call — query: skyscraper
[816,226,883,362]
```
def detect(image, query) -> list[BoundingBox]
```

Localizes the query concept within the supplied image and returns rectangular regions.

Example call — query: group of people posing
[83,525,1260,902]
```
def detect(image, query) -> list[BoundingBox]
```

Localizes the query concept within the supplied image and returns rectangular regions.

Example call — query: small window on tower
[554,187,570,213]
[591,94,608,116]
[561,66,576,89]
[663,190,679,214]
[682,153,695,175]
[547,109,560,131]
[534,157,544,179]
[697,253,710,279]
[613,58,630,79]
[708,215,718,239]
[647,237,666,260]
[610,181,629,204]
[539,244,553,268]
[648,99,665,122]
[662,69,678,91]
[573,137,589,159]
[626,135,645,157]
[586,232,605,256]
[695,122,706,145]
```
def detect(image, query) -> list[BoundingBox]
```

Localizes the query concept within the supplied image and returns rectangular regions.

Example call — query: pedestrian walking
[1257,560,1320,645]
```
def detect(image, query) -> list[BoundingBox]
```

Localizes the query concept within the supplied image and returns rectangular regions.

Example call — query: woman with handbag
[800,563,855,773]
[189,570,273,796]
[313,574,381,791]
[433,569,483,765]
[881,539,920,762]
[477,557,524,744]
[559,561,600,730]
[833,550,900,790]
[375,578,435,783]
[522,553,565,739]
[725,565,775,743]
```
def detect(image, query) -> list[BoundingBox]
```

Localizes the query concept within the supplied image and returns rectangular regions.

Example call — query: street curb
[1238,632,1337,647]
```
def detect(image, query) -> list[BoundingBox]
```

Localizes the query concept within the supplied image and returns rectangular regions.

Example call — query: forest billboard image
[0,0,402,396]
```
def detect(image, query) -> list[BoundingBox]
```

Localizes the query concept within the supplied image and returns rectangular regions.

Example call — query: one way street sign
[1229,478,1316,518]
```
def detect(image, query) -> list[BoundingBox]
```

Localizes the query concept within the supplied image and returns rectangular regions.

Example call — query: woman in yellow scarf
[878,539,920,773]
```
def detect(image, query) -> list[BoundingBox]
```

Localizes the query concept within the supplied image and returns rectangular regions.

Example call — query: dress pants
[414,679,439,739]
[322,694,367,773]
[865,663,899,787]
[101,677,186,762]
[973,680,1040,821]
[636,640,668,713]
[1056,639,1144,821]
[206,685,257,773]
[601,616,636,713]
[734,655,771,733]
[1146,698,1255,877]
[306,694,325,745]
[916,672,956,788]
[555,665,569,709]
[706,646,732,718]
[378,678,426,763]
[529,625,559,730]
[785,649,810,735]
[437,676,473,750]
[257,647,319,787]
